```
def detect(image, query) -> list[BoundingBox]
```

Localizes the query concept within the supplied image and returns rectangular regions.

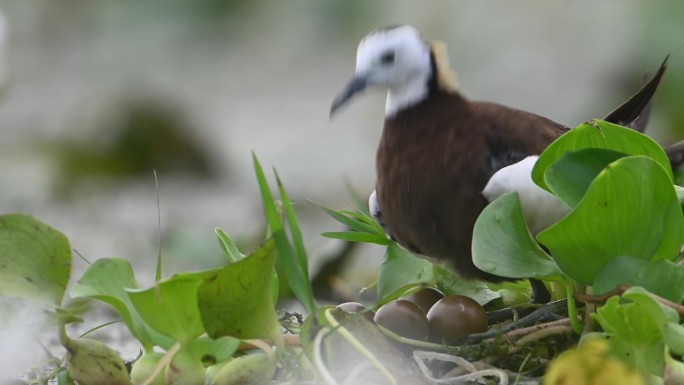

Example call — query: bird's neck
[385,73,431,118]
[385,49,461,118]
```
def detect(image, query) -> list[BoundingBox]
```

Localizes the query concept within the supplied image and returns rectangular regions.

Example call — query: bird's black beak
[330,75,368,117]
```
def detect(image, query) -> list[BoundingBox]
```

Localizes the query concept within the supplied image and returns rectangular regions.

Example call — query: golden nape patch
[430,41,459,92]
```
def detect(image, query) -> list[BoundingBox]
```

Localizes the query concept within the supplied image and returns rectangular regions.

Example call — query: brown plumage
[377,87,567,282]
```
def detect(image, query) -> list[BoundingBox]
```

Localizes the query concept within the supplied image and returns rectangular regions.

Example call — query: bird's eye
[380,51,395,66]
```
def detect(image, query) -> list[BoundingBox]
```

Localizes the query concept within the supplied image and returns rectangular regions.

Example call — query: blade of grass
[338,210,387,234]
[321,207,387,237]
[321,231,389,245]
[153,169,162,283]
[252,153,316,316]
[275,171,317,311]
[321,206,376,233]
[274,172,309,282]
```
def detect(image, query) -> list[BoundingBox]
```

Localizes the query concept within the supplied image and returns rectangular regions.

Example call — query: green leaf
[664,322,684,357]
[432,265,500,306]
[276,171,309,303]
[215,228,245,263]
[215,227,278,303]
[533,120,672,191]
[486,280,539,307]
[593,257,684,303]
[594,291,667,376]
[253,153,316,315]
[544,148,626,208]
[322,207,386,236]
[676,185,684,206]
[0,213,71,305]
[127,269,215,344]
[377,242,434,301]
[538,156,684,285]
[71,258,174,349]
[189,335,241,366]
[321,207,389,245]
[472,192,561,279]
[321,231,389,245]
[621,287,679,324]
[197,239,281,341]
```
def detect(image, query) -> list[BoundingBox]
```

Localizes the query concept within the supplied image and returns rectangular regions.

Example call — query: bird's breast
[375,105,489,258]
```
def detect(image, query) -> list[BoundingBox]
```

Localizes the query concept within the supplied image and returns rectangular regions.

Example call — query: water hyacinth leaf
[594,292,667,376]
[544,148,626,208]
[210,350,277,385]
[164,344,205,385]
[472,192,561,280]
[432,264,500,306]
[538,156,684,285]
[127,269,215,344]
[664,322,684,357]
[621,286,679,324]
[593,257,684,303]
[378,241,435,302]
[189,335,241,366]
[71,258,174,349]
[0,213,71,305]
[215,227,278,303]
[533,120,672,191]
[197,239,281,342]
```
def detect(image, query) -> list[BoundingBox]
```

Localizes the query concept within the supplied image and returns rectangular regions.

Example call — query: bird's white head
[331,25,433,117]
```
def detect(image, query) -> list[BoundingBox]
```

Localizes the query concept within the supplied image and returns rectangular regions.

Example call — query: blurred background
[0,0,683,295]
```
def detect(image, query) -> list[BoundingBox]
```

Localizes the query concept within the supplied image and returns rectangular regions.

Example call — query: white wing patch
[482,156,569,234]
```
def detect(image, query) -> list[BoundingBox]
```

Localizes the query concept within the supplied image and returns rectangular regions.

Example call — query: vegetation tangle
[2,120,684,385]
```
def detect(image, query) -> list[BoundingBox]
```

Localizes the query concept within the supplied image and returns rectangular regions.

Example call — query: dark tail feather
[666,140,684,170]
[603,55,669,133]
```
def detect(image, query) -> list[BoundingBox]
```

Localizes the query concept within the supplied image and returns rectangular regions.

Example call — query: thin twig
[574,284,684,318]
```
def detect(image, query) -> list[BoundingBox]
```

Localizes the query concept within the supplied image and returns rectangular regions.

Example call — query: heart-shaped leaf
[538,156,683,285]
[472,192,561,280]
[127,269,215,344]
[544,148,626,208]
[533,120,672,191]
[71,258,174,349]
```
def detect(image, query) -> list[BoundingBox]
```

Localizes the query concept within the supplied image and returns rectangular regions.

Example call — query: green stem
[324,308,397,385]
[564,279,583,334]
